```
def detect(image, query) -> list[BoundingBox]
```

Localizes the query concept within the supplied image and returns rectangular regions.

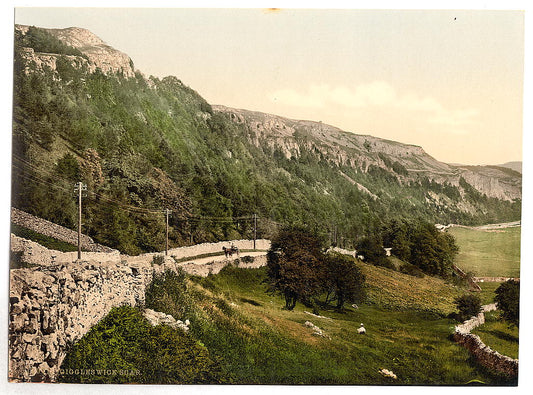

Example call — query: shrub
[151,255,164,266]
[145,269,192,320]
[454,294,482,322]
[495,280,520,327]
[241,255,255,263]
[58,306,227,383]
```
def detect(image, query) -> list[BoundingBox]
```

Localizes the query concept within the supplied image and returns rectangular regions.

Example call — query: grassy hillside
[448,227,521,277]
[359,261,463,315]
[60,264,515,385]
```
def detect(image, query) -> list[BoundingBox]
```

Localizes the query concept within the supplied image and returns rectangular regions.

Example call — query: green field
[61,264,516,385]
[477,282,503,305]
[448,226,521,277]
[472,311,519,359]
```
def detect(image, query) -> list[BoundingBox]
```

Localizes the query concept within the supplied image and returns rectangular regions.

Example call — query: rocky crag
[214,105,521,202]
[16,24,135,78]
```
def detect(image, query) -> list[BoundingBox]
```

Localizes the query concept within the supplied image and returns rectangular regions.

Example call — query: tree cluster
[381,219,459,277]
[266,227,365,310]
[495,280,520,327]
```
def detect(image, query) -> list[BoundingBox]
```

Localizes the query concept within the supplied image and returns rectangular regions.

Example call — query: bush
[241,255,255,263]
[58,306,226,383]
[454,294,482,322]
[151,255,164,266]
[145,269,192,320]
[495,280,520,327]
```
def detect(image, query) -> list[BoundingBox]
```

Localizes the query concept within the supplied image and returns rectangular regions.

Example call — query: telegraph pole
[253,213,257,250]
[165,209,172,255]
[74,182,87,261]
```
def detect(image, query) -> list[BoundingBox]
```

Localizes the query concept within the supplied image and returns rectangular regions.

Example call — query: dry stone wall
[453,303,518,377]
[11,208,116,253]
[10,234,122,266]
[473,277,520,283]
[8,235,269,382]
[10,233,270,268]
[9,260,152,382]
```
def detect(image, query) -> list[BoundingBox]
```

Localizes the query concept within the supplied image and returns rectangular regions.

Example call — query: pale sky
[13,7,525,165]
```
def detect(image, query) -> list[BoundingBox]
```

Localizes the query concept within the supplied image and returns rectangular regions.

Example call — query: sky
[12,7,525,165]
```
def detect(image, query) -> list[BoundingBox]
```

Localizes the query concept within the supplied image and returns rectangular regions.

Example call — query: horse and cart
[222,245,240,258]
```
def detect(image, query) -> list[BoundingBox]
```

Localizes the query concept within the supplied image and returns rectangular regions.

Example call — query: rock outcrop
[214,105,522,202]
[15,24,135,78]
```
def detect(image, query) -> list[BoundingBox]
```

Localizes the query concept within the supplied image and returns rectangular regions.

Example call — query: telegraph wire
[12,156,266,223]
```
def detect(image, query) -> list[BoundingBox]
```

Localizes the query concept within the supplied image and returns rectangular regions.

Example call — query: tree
[325,253,365,309]
[410,222,458,277]
[266,227,325,310]
[454,294,482,322]
[356,235,392,268]
[382,219,411,262]
[495,280,520,327]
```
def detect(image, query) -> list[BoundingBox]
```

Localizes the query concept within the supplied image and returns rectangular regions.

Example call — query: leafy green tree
[325,252,365,309]
[382,219,411,262]
[410,222,458,277]
[55,153,81,181]
[495,280,520,327]
[454,294,482,322]
[356,235,392,268]
[266,227,325,310]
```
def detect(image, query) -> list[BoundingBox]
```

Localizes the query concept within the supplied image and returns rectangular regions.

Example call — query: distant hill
[498,161,522,174]
[11,24,522,254]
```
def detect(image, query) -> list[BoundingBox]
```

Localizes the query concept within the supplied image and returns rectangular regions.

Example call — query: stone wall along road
[8,235,269,382]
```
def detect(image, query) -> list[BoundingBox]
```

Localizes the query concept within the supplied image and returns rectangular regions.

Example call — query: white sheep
[357,323,366,334]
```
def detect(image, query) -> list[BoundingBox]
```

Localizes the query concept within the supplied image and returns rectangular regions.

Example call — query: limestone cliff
[16,24,135,78]
[214,105,521,201]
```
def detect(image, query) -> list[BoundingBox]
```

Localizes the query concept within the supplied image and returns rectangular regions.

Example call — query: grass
[184,266,513,385]
[472,311,519,359]
[448,226,521,277]
[61,262,517,385]
[477,282,503,305]
[357,261,463,316]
